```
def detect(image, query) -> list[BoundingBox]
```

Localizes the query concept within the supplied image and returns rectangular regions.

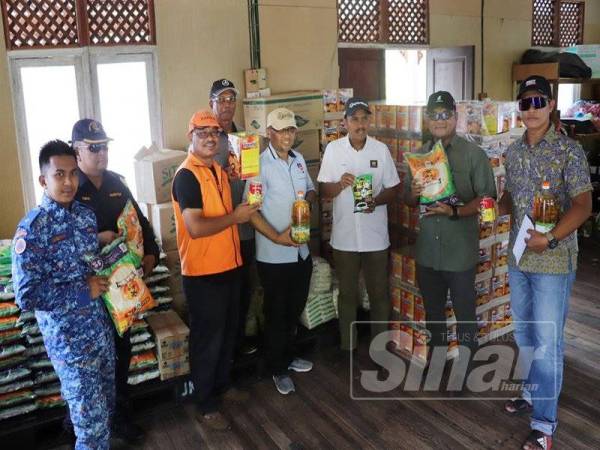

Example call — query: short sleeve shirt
[404,135,497,272]
[317,135,400,252]
[244,145,316,264]
[505,127,592,274]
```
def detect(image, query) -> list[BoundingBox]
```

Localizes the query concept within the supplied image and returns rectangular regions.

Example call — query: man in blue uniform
[12,140,115,450]
[72,118,159,443]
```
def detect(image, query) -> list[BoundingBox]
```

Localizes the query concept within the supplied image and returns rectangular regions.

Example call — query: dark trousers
[237,239,256,347]
[257,255,312,376]
[416,264,478,362]
[114,329,132,419]
[183,270,241,414]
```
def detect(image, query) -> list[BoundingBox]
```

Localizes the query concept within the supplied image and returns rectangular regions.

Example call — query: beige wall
[1,0,599,236]
[259,0,339,93]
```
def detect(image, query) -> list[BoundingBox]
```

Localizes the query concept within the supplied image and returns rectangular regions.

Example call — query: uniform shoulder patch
[14,238,26,254]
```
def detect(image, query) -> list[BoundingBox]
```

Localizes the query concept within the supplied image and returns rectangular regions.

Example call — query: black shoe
[240,342,258,355]
[112,418,145,443]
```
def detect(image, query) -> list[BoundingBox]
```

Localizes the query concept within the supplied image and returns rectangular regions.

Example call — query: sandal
[522,430,552,450]
[504,397,533,415]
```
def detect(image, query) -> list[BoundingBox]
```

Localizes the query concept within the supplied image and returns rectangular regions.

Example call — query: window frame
[7,45,163,210]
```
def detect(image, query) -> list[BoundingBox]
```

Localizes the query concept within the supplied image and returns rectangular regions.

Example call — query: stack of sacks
[300,257,337,330]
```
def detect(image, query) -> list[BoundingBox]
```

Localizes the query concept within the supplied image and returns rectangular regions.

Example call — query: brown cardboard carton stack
[146,311,190,381]
[244,68,271,98]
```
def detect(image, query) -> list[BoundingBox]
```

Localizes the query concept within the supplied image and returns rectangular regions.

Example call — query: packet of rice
[117,200,144,262]
[87,238,156,336]
[405,140,460,206]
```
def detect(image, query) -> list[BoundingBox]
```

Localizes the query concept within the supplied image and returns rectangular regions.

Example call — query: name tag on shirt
[370,160,378,168]
[109,192,122,198]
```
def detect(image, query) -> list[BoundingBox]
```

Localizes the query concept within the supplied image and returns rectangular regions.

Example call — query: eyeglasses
[193,128,221,139]
[85,143,108,153]
[213,96,236,104]
[427,110,454,121]
[518,96,548,111]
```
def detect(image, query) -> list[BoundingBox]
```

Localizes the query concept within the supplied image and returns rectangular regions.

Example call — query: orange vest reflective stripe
[172,153,242,276]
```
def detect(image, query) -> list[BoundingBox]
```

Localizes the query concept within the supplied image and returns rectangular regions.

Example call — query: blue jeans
[508,267,576,435]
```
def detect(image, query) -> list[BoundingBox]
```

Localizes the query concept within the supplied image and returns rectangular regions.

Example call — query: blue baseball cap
[71,119,112,144]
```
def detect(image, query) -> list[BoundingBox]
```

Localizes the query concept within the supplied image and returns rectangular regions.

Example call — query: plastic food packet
[0,379,34,395]
[127,368,160,385]
[130,319,148,334]
[0,402,37,420]
[0,329,21,345]
[0,303,19,318]
[129,350,158,371]
[87,239,156,337]
[130,331,151,344]
[0,367,31,386]
[36,394,65,409]
[28,357,53,370]
[117,200,144,261]
[0,315,18,331]
[0,344,26,360]
[33,382,61,397]
[405,140,459,206]
[0,389,36,408]
[131,340,155,354]
[352,174,373,213]
[33,370,58,386]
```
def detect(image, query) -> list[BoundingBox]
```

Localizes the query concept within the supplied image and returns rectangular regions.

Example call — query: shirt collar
[344,134,370,151]
[41,193,74,220]
[519,125,558,147]
[268,144,296,162]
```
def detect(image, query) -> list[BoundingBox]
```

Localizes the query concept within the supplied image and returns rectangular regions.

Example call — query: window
[531,0,584,47]
[385,49,427,103]
[9,46,162,207]
[337,0,429,45]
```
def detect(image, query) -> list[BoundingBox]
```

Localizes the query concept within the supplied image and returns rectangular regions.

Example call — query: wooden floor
[46,241,600,450]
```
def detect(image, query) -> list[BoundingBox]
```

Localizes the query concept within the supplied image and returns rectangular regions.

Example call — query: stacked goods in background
[319,88,353,262]
[134,144,187,320]
[0,240,64,422]
[146,311,190,381]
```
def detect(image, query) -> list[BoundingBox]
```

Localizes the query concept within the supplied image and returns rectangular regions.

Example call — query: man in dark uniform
[71,118,159,443]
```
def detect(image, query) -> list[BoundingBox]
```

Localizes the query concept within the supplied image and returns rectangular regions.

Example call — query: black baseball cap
[345,97,371,117]
[427,91,456,112]
[517,75,553,99]
[210,79,239,98]
[71,119,112,144]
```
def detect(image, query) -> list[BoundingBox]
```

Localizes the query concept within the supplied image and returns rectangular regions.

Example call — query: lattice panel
[86,0,154,45]
[2,0,79,49]
[532,0,557,46]
[387,0,428,44]
[338,0,381,43]
[559,1,584,47]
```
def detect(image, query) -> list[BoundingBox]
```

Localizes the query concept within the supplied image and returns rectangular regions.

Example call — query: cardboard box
[159,355,190,381]
[245,88,271,99]
[294,129,321,162]
[413,330,428,361]
[323,89,338,113]
[475,279,492,306]
[478,247,493,274]
[134,145,186,204]
[396,105,409,131]
[146,311,190,361]
[243,91,324,136]
[398,324,413,353]
[401,290,415,320]
[244,68,268,93]
[391,286,402,313]
[149,203,177,251]
[390,250,403,281]
[337,88,353,112]
[376,105,397,129]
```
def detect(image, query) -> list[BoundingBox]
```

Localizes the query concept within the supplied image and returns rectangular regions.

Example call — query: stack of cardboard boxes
[134,145,187,319]
[244,68,271,99]
[146,310,190,381]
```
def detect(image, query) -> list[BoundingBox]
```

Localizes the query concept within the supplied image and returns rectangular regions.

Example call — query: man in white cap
[244,108,316,395]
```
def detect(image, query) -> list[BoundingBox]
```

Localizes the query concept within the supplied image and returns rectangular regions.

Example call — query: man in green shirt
[405,91,496,389]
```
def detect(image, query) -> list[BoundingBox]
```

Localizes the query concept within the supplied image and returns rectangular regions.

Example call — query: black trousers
[257,255,312,376]
[416,264,478,361]
[183,269,241,414]
[237,239,256,348]
[114,329,132,419]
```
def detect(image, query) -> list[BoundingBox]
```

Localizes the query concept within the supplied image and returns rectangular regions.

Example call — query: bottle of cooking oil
[533,180,559,233]
[291,191,310,244]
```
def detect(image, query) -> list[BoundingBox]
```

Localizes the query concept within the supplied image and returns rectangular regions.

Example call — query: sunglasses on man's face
[427,110,454,121]
[518,96,548,111]
[86,143,108,153]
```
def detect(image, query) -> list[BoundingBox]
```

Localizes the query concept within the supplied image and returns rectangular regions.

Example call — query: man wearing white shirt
[317,97,400,352]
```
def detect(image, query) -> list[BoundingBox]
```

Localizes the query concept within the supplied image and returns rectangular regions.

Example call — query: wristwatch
[449,205,460,221]
[545,232,559,249]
